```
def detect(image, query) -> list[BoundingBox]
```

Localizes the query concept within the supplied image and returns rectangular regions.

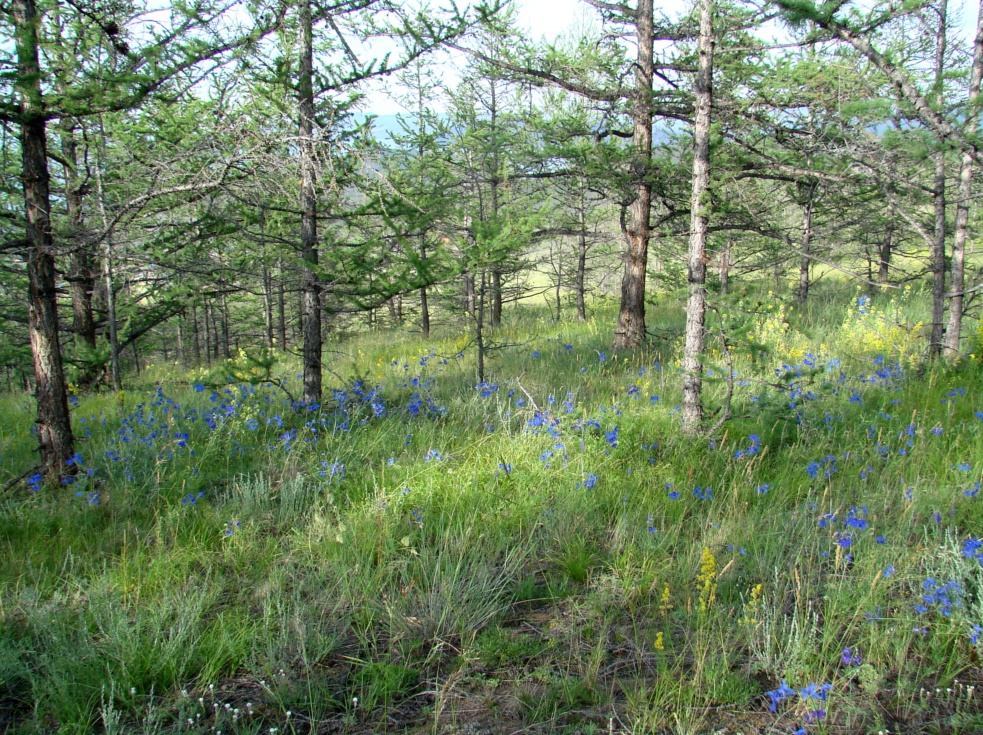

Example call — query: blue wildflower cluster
[765,679,831,734]
[963,537,983,566]
[734,434,760,459]
[913,578,964,618]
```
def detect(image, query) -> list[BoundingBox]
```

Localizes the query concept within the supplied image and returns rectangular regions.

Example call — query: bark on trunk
[263,265,274,350]
[681,0,714,435]
[554,253,562,322]
[61,121,97,350]
[929,0,948,359]
[489,80,503,328]
[15,0,75,476]
[94,149,120,391]
[205,299,214,365]
[420,284,430,337]
[719,238,732,295]
[944,0,983,359]
[299,0,322,405]
[220,290,231,360]
[261,210,274,350]
[613,0,654,350]
[191,302,201,364]
[277,256,287,351]
[464,269,476,319]
[878,215,893,286]
[577,189,588,320]
[797,184,815,306]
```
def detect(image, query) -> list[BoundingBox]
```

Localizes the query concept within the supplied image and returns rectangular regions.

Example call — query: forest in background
[3,0,983,478]
[3,0,983,733]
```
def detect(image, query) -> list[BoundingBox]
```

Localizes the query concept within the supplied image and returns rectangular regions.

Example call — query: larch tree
[680,0,715,434]
[1,0,282,478]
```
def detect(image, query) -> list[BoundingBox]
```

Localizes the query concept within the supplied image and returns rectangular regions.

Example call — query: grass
[1,281,982,734]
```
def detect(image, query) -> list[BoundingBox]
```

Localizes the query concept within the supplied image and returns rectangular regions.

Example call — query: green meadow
[2,284,982,735]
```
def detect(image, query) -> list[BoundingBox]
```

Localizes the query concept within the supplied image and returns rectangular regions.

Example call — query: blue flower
[797,682,831,701]
[963,537,983,564]
[841,648,861,666]
[692,486,713,501]
[579,473,599,490]
[765,680,796,712]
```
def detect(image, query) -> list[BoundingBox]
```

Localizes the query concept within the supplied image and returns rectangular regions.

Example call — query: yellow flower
[739,583,763,625]
[658,582,673,617]
[696,547,717,613]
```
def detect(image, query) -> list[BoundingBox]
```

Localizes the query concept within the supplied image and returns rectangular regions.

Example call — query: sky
[361,0,982,116]
[362,0,609,116]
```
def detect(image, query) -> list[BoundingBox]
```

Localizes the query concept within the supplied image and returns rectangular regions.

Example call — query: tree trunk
[263,265,274,349]
[176,314,185,364]
[191,301,201,365]
[613,0,654,350]
[60,121,97,351]
[577,189,588,320]
[929,0,949,359]
[277,256,287,351]
[476,271,486,384]
[299,0,322,405]
[945,0,983,359]
[554,252,563,322]
[489,79,503,328]
[681,0,714,435]
[94,142,120,391]
[420,284,430,337]
[719,238,732,295]
[220,290,231,360]
[464,269,476,319]
[261,209,274,350]
[878,214,893,286]
[203,299,213,366]
[15,0,75,476]
[797,184,815,306]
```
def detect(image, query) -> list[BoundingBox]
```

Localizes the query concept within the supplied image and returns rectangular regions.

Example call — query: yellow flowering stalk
[739,583,764,625]
[658,582,673,618]
[654,631,665,651]
[696,547,717,613]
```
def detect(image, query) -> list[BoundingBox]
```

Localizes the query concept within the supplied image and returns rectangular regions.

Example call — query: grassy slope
[1,284,983,735]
